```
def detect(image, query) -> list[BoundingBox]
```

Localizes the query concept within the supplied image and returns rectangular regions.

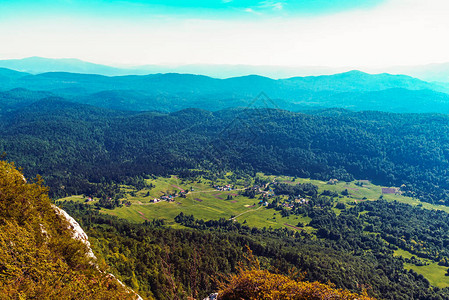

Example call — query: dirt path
[230,205,263,220]
[284,223,303,231]
[188,188,245,194]
[137,211,150,221]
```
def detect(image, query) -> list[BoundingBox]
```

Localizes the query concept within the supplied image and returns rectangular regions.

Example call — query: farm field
[58,172,449,231]
[101,174,315,231]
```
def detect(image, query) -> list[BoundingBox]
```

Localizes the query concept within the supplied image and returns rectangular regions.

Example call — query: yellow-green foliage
[0,161,137,299]
[219,269,375,300]
[218,248,375,300]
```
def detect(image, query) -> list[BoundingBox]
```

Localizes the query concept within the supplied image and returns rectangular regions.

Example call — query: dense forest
[1,98,449,206]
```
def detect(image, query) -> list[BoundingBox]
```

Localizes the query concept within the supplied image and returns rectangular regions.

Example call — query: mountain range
[3,57,449,82]
[1,64,449,113]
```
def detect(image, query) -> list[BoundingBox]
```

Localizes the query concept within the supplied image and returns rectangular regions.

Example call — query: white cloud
[258,1,284,11]
[243,7,261,14]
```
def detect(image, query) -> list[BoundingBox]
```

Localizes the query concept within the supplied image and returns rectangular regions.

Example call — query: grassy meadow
[57,171,449,287]
[58,172,449,231]
[394,249,449,288]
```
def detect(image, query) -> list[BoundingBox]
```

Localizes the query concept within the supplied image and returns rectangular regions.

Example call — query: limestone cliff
[0,160,142,299]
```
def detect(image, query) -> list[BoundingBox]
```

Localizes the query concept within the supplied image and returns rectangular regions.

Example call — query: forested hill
[2,68,449,113]
[0,160,139,298]
[1,99,449,204]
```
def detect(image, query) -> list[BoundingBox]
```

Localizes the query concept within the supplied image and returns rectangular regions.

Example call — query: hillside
[0,160,139,299]
[217,249,375,300]
[295,88,449,113]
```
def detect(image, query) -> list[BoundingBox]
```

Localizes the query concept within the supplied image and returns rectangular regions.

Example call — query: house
[214,184,234,191]
[327,179,339,185]
[295,198,309,205]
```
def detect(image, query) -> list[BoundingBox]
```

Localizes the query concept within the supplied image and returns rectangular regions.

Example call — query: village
[78,173,405,217]
[144,177,312,216]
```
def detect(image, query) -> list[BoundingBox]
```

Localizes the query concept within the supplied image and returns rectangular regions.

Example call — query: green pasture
[61,172,449,235]
[394,249,449,288]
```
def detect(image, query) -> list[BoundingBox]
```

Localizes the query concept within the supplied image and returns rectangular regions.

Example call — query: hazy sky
[1,0,449,68]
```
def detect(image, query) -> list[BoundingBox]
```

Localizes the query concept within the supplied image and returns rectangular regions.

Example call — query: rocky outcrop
[52,205,96,259]
[53,205,143,300]
[203,293,218,300]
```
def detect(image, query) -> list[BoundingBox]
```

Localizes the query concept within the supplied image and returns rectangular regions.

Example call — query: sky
[1,0,449,69]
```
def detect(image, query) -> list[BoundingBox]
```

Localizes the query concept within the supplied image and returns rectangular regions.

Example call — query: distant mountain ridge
[0,57,353,77]
[283,70,439,92]
[1,64,449,114]
[0,57,144,76]
[381,62,449,83]
[3,57,449,82]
